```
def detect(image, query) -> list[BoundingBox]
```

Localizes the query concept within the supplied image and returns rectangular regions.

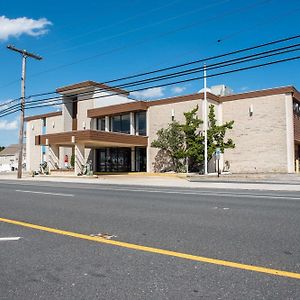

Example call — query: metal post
[203,64,208,175]
[7,45,42,179]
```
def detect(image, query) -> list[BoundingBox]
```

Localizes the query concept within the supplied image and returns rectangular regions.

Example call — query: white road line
[90,187,300,200]
[15,190,74,197]
[0,237,21,241]
[9,186,300,200]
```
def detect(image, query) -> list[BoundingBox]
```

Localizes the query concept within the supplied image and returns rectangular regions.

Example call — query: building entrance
[96,148,131,172]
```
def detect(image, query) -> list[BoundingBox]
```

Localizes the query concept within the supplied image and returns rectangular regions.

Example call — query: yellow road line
[0,217,299,280]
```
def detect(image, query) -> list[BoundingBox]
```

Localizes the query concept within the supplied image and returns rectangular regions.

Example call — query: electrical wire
[1,53,298,118]
[1,36,300,117]
[1,45,299,117]
[4,0,270,85]
[12,34,300,101]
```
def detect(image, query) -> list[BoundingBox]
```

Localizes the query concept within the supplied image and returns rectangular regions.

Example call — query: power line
[3,0,270,86]
[11,33,300,101]
[1,42,299,117]
[49,0,231,56]
[37,0,186,53]
[1,35,300,117]
[1,53,298,118]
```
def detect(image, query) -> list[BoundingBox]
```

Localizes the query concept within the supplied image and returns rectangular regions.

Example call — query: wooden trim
[220,86,296,102]
[293,88,300,102]
[25,111,62,122]
[88,101,148,118]
[147,92,221,107]
[36,130,148,146]
[56,80,129,96]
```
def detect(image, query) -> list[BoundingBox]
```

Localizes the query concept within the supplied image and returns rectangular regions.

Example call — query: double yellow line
[0,217,299,280]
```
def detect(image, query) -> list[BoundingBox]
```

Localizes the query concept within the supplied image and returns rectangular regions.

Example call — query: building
[0,144,26,172]
[25,81,300,174]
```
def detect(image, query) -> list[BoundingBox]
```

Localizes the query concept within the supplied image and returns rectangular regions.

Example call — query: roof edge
[25,111,62,122]
[220,86,299,102]
[56,80,129,96]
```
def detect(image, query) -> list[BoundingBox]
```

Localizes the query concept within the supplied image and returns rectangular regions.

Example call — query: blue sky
[0,0,299,145]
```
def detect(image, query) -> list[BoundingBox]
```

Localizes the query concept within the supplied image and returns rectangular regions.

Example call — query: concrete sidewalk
[0,172,299,191]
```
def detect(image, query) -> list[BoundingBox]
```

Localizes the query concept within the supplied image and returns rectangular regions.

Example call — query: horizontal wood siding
[25,111,62,122]
[87,101,148,118]
[36,130,148,146]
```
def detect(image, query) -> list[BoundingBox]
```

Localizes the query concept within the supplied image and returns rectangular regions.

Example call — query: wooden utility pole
[7,45,42,179]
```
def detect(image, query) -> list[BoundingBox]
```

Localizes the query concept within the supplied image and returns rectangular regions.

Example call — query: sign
[215,148,221,160]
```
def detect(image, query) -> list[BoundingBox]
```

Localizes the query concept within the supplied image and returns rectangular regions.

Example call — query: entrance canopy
[35,130,148,148]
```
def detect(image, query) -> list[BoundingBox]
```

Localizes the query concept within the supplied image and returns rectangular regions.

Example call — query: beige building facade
[25,81,300,174]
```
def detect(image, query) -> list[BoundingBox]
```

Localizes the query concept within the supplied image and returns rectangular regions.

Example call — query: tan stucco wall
[147,97,218,172]
[222,93,293,173]
[26,119,42,171]
[46,114,63,134]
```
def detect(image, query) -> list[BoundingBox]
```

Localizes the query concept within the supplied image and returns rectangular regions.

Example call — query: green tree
[151,105,235,173]
[151,121,185,172]
[0,146,5,152]
[207,104,235,160]
[180,105,204,171]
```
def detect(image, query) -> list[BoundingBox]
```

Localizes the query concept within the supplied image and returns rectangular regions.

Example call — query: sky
[0,0,299,146]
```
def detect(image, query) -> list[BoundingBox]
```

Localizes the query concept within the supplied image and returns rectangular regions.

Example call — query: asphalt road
[0,180,299,299]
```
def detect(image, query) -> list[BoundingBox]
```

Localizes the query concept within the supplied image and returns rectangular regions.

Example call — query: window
[97,118,106,131]
[110,114,130,134]
[135,111,146,136]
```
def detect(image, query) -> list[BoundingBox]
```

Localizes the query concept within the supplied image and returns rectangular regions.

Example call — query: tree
[151,105,235,173]
[180,105,204,171]
[207,104,235,160]
[0,146,5,152]
[151,121,185,172]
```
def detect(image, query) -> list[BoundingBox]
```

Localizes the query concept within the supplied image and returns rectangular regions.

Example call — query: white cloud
[0,16,52,41]
[0,119,18,130]
[240,86,249,92]
[130,87,165,99]
[171,86,186,94]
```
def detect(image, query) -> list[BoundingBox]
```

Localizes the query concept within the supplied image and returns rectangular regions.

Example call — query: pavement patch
[0,216,299,280]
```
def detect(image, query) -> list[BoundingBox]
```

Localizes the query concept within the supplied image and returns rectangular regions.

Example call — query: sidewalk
[0,172,299,191]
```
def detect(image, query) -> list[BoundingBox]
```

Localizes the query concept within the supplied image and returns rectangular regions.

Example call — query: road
[0,180,299,299]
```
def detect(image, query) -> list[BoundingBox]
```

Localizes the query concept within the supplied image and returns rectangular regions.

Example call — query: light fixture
[249,104,254,117]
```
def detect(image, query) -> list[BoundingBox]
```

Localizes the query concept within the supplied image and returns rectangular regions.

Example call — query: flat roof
[56,80,129,96]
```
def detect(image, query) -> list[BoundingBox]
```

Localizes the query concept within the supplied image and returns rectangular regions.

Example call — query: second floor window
[135,111,146,136]
[97,118,106,131]
[111,114,130,134]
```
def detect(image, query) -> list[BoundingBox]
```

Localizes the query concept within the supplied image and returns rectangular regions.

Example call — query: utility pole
[203,63,208,175]
[7,45,42,179]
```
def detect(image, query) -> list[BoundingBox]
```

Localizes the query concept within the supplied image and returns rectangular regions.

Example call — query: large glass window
[135,111,146,136]
[96,148,131,172]
[110,114,130,134]
[97,117,106,131]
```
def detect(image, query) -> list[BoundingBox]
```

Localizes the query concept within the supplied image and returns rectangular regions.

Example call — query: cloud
[131,87,165,99]
[171,86,186,94]
[0,119,18,130]
[0,16,52,41]
[240,86,249,92]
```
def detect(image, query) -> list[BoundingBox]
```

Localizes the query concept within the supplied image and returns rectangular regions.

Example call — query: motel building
[25,81,300,175]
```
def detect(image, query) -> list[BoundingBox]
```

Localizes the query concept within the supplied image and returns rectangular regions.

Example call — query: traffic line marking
[0,237,21,241]
[0,217,299,280]
[15,190,74,197]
